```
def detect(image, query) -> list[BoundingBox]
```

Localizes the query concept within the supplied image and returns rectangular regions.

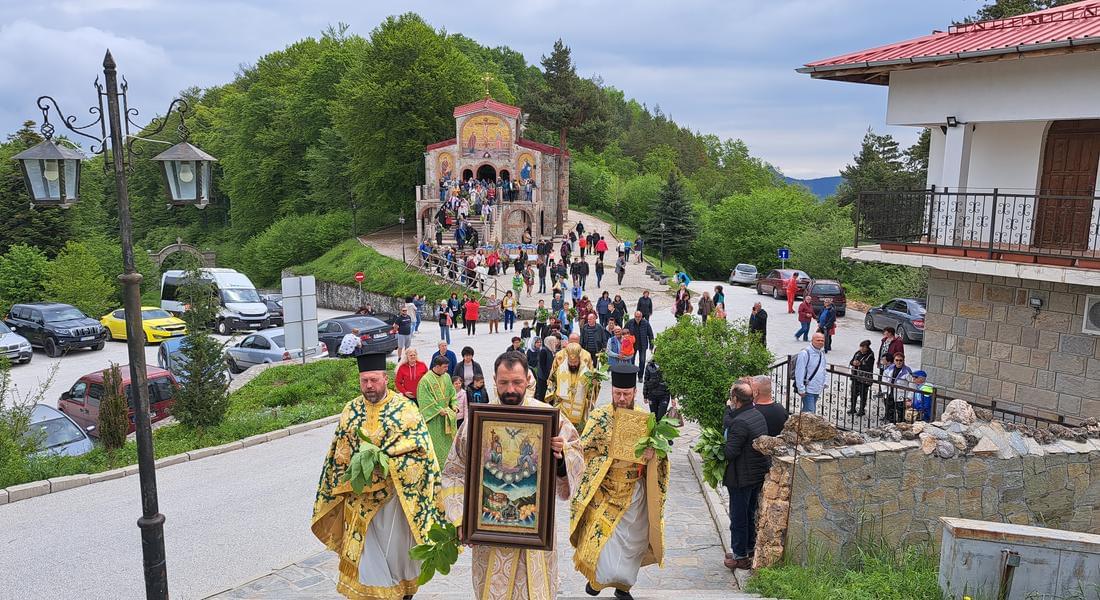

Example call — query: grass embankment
[570,206,686,280]
[2,359,362,489]
[746,544,941,600]
[291,238,456,303]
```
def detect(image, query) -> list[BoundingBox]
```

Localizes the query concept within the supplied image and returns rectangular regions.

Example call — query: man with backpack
[792,332,828,413]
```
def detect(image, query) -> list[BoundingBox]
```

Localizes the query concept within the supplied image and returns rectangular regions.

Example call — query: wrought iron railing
[855,187,1100,262]
[767,355,1074,431]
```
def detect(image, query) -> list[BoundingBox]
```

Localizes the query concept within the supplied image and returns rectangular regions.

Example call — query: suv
[4,302,107,357]
[804,279,847,317]
[59,366,178,436]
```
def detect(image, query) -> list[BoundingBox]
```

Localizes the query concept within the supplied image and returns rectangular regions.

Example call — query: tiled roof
[453,98,522,119]
[517,138,568,156]
[426,139,456,151]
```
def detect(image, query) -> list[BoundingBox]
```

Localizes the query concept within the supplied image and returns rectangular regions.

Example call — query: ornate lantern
[11,139,86,208]
[152,141,217,208]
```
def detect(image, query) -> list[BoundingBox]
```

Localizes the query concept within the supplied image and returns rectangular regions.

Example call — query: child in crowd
[453,375,468,428]
[520,321,533,350]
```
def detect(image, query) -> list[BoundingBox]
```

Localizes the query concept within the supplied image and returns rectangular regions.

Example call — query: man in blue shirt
[908,370,934,422]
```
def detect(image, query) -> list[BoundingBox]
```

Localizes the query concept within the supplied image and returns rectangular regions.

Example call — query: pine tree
[646,171,697,261]
[172,263,230,429]
[97,363,129,451]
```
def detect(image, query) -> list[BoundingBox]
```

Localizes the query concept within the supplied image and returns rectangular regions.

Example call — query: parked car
[0,321,33,364]
[100,306,187,344]
[317,315,398,357]
[261,294,284,327]
[59,366,179,436]
[865,298,926,343]
[728,263,759,285]
[28,403,94,457]
[225,327,327,374]
[805,279,848,317]
[157,337,232,384]
[756,269,811,300]
[4,302,107,357]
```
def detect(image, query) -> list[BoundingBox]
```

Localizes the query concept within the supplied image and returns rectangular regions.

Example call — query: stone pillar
[753,457,793,569]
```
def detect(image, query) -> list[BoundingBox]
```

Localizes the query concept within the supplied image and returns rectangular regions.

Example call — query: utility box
[939,517,1100,599]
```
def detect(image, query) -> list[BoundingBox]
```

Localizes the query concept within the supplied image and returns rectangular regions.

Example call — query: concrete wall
[755,438,1100,566]
[887,52,1100,126]
[922,269,1100,421]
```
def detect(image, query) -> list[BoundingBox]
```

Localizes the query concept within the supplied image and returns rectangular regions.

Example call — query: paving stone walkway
[207,422,741,599]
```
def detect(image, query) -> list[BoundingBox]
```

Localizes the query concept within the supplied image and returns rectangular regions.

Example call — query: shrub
[239,211,353,287]
[172,265,230,429]
[651,316,773,432]
[0,358,55,488]
[42,241,115,318]
[97,363,129,450]
[0,244,50,315]
[292,238,455,303]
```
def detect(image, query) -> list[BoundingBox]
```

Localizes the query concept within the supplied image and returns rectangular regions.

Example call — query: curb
[686,449,732,558]
[0,413,340,507]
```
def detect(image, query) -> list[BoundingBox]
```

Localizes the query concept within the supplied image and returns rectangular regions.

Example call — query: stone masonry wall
[753,436,1100,568]
[922,268,1100,421]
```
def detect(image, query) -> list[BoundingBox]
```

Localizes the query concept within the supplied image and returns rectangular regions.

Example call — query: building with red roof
[801,1,1100,423]
[416,97,569,245]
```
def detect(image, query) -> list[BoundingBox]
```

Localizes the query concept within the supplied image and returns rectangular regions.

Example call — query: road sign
[777,247,790,260]
[282,275,318,365]
[354,271,365,283]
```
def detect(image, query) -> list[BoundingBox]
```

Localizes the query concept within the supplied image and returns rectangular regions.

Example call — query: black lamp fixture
[11,137,87,208]
[946,116,961,128]
[152,141,217,208]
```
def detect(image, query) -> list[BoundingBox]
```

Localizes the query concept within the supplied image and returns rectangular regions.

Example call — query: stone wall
[922,268,1100,421]
[753,426,1100,568]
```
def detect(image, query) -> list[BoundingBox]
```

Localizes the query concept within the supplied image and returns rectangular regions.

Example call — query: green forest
[0,11,936,313]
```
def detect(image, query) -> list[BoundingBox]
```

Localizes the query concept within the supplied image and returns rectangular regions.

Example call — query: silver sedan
[225,327,327,374]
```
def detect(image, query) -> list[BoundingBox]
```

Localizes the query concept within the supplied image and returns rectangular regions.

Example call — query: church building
[416,97,569,245]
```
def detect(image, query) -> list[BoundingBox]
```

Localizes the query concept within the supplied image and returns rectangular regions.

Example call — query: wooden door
[1035,120,1100,250]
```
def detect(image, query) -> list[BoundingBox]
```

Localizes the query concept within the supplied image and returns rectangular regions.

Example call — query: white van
[161,268,270,335]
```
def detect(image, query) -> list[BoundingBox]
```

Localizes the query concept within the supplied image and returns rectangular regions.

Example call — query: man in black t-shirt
[750,375,788,437]
[396,306,414,357]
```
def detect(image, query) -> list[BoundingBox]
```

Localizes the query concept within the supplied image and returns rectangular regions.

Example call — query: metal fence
[855,187,1100,261]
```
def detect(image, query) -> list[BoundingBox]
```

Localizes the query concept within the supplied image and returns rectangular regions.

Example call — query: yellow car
[100,306,187,344]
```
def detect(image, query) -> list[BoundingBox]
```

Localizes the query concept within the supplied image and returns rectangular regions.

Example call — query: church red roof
[517,138,568,156]
[453,98,522,119]
[800,0,1100,82]
[426,139,456,151]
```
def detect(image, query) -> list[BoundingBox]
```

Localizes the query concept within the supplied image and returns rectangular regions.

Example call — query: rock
[780,413,839,443]
[911,422,926,435]
[935,440,957,458]
[835,431,865,446]
[901,430,919,441]
[962,432,980,449]
[945,422,968,434]
[971,436,1000,456]
[887,429,903,442]
[1003,422,1019,432]
[940,399,977,425]
[865,427,885,439]
[972,407,994,421]
[920,433,938,455]
[1050,424,1086,442]
[753,436,788,456]
[805,442,825,454]
[1007,432,1030,456]
[780,430,799,446]
[895,422,913,432]
[1083,417,1099,427]
[1031,428,1055,445]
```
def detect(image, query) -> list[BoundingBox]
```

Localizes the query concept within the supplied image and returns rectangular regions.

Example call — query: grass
[570,205,687,280]
[1,359,364,489]
[291,238,457,303]
[746,541,942,600]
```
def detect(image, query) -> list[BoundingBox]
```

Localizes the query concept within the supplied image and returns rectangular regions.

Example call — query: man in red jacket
[786,273,799,314]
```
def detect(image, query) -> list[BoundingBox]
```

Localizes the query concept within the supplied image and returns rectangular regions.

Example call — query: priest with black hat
[311,352,445,599]
[569,364,669,599]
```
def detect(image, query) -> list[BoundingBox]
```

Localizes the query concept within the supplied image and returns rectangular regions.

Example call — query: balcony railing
[855,187,1100,264]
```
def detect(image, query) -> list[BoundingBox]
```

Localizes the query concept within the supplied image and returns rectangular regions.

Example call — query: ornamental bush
[651,315,773,432]
[97,363,129,451]
[172,265,231,429]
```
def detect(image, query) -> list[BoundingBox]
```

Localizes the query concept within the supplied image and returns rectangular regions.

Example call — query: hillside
[783,175,842,199]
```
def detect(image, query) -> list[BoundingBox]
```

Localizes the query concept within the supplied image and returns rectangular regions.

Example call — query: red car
[59,366,179,436]
[805,279,848,317]
[756,269,810,300]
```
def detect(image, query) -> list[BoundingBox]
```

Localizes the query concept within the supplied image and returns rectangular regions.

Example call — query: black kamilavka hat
[356,352,387,373]
[610,364,638,389]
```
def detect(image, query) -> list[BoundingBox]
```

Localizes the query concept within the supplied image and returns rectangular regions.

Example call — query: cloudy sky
[0,0,984,178]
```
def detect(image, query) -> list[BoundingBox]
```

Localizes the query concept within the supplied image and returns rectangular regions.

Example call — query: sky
[0,0,988,179]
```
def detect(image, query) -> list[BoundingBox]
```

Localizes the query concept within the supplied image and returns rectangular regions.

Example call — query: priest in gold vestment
[546,342,599,430]
[311,353,445,600]
[440,350,585,600]
[570,364,668,600]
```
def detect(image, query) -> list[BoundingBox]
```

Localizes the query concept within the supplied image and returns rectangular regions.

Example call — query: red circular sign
[354,271,365,283]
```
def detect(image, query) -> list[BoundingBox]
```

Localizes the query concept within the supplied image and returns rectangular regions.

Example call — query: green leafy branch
[409,521,460,585]
[342,429,391,494]
[693,426,728,490]
[634,413,681,459]
[583,351,609,385]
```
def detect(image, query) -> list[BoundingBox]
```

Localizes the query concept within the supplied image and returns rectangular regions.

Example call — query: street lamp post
[399,213,407,264]
[660,221,666,269]
[12,50,217,600]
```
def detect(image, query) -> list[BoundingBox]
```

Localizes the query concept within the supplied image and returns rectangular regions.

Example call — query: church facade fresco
[418,97,569,244]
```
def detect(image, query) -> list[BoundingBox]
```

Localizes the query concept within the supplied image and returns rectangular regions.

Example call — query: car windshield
[0,322,10,334]
[342,317,386,330]
[44,307,86,321]
[736,264,756,272]
[813,284,842,294]
[141,309,173,320]
[30,417,85,449]
[221,288,261,303]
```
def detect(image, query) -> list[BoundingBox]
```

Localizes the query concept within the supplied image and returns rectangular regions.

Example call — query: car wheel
[44,337,62,358]
[227,357,242,374]
[106,328,115,342]
[897,325,910,344]
[756,284,763,295]
[92,341,105,351]
[864,314,876,331]
[772,288,780,300]
[216,320,230,336]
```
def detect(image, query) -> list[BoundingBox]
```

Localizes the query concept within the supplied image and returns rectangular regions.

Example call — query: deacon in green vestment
[416,355,458,466]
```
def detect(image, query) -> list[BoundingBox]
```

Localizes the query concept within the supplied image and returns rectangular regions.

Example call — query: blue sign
[778,247,790,260]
